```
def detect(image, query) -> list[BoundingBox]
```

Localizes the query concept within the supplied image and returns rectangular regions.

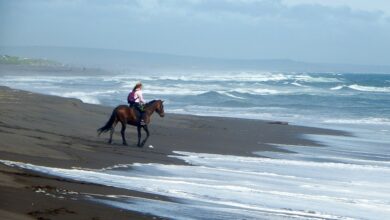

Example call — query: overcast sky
[0,0,389,65]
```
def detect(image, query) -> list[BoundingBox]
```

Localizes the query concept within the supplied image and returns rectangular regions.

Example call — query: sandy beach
[0,85,346,219]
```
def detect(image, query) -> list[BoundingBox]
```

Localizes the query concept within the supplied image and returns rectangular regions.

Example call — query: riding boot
[139,112,146,125]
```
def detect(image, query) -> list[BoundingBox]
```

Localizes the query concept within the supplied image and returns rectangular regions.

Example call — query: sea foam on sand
[2,137,390,220]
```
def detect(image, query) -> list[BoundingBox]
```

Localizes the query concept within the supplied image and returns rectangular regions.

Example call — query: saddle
[128,102,145,112]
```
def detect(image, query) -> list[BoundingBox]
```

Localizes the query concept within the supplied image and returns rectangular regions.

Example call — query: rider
[128,82,146,125]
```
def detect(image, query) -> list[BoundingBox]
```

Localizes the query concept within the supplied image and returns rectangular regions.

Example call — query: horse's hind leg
[140,125,150,147]
[108,120,118,144]
[137,125,142,147]
[120,121,128,146]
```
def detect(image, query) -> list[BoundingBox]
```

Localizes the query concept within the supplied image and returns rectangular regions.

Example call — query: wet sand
[0,86,346,219]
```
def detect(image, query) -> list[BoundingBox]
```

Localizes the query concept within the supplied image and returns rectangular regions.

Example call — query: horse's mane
[145,100,159,106]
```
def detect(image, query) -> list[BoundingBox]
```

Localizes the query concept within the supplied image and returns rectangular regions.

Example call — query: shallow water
[2,124,390,219]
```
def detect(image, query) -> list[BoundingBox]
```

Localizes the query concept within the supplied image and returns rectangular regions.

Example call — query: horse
[97,100,165,147]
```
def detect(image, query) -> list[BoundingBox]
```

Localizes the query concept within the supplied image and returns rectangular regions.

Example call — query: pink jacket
[134,89,145,104]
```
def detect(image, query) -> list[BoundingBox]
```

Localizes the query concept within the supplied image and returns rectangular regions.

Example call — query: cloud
[0,0,389,65]
[98,0,390,24]
[3,0,388,25]
[283,0,390,15]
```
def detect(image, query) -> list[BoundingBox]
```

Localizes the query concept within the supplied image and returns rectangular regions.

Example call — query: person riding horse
[98,82,165,147]
[128,82,146,125]
[98,99,165,147]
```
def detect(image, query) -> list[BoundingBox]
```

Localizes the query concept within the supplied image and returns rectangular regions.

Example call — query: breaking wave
[330,84,390,93]
[348,84,390,93]
[323,117,390,125]
[49,90,118,105]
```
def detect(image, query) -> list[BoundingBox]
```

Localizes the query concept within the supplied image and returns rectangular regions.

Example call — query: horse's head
[155,100,165,117]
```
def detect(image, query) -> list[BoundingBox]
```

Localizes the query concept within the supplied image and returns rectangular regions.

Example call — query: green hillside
[0,55,60,66]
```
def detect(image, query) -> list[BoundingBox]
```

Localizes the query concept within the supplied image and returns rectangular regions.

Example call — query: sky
[0,0,389,65]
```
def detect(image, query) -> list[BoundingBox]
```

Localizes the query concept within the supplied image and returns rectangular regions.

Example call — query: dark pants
[129,102,145,123]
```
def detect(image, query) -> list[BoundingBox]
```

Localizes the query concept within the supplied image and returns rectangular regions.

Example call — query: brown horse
[97,100,165,147]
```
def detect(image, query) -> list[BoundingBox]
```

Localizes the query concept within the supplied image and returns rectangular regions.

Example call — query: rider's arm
[137,90,146,104]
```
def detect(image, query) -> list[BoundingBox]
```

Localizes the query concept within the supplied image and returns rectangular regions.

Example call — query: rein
[143,100,159,114]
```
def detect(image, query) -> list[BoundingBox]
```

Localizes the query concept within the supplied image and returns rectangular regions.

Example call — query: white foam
[232,88,285,95]
[291,81,307,87]
[49,90,118,105]
[329,84,390,93]
[142,83,214,96]
[323,117,390,125]
[99,72,341,84]
[330,85,345,90]
[348,84,390,93]
[172,151,390,173]
[293,75,341,83]
[108,72,291,83]
[2,144,390,220]
[223,92,247,99]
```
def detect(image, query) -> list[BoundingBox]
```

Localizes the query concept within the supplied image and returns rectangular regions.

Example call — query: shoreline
[0,86,348,220]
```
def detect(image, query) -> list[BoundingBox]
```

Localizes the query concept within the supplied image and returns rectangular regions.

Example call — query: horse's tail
[97,108,117,136]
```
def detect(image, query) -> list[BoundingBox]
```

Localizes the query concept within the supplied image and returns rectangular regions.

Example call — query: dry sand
[0,86,346,220]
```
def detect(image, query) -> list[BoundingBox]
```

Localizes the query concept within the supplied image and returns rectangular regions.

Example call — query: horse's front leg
[140,125,150,147]
[137,125,142,147]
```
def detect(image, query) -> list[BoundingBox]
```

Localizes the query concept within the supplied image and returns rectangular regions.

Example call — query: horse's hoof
[123,143,128,146]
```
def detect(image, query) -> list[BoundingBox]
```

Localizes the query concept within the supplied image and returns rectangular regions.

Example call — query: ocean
[1,71,390,219]
[1,71,389,125]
